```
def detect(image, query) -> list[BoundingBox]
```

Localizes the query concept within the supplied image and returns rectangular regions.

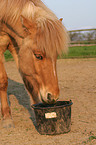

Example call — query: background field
[61,46,96,59]
[4,46,96,61]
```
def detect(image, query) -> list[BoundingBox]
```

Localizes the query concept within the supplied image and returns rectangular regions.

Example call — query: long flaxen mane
[0,0,68,57]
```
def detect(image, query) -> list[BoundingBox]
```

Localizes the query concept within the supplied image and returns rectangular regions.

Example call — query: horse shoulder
[0,32,10,53]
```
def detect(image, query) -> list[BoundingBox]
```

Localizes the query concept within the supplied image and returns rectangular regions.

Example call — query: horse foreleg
[0,34,14,128]
[0,64,9,118]
[0,56,14,128]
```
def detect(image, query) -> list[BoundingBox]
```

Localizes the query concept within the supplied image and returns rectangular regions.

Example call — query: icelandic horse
[0,0,68,127]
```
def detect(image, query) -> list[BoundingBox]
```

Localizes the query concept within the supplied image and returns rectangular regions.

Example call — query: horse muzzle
[40,89,59,104]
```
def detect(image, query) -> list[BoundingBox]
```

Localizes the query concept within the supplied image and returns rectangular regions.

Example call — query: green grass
[82,136,96,144]
[4,50,14,61]
[88,136,96,141]
[59,45,96,59]
[4,46,96,61]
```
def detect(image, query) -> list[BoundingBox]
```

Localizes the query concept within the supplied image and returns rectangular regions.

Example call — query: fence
[68,28,96,46]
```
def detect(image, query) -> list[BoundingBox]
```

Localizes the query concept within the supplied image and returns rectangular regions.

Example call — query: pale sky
[42,0,96,30]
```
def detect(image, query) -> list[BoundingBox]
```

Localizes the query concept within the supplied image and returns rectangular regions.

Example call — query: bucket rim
[31,100,73,110]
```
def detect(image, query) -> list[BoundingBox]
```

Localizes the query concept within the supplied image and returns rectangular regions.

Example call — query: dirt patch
[0,59,96,145]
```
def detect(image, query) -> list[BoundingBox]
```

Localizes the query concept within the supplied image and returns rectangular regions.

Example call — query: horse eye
[34,54,43,60]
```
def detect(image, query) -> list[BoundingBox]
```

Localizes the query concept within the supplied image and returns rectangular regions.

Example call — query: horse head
[18,3,68,104]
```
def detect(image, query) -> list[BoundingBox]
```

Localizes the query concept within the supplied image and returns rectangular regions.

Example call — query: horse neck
[2,20,24,53]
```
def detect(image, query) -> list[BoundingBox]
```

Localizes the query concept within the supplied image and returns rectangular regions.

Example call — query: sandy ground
[0,58,96,145]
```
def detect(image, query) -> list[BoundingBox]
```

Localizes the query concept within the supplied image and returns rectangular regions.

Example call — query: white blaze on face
[40,87,47,101]
[39,60,57,103]
[52,60,56,77]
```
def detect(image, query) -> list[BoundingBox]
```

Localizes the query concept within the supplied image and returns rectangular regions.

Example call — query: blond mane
[0,0,68,57]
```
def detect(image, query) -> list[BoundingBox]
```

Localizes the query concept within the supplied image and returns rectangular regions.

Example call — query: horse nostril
[47,93,52,101]
[47,93,58,103]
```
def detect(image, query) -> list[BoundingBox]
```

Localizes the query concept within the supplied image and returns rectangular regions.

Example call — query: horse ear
[20,15,37,34]
[20,15,32,29]
[59,18,63,22]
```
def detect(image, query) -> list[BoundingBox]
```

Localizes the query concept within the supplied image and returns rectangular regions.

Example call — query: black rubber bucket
[31,100,73,135]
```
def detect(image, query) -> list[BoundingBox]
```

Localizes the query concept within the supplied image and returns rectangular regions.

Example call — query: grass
[59,45,96,59]
[4,50,14,61]
[88,136,96,141]
[4,46,96,61]
[82,136,96,144]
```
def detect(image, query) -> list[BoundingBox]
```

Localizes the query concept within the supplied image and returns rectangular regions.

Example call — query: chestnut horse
[0,0,68,127]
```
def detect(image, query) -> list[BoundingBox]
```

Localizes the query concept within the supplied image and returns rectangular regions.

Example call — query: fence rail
[68,28,96,33]
[68,28,96,46]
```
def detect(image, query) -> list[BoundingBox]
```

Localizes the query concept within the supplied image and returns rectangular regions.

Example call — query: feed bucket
[31,100,73,135]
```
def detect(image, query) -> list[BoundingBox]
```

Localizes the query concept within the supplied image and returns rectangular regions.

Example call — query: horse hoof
[2,118,15,128]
